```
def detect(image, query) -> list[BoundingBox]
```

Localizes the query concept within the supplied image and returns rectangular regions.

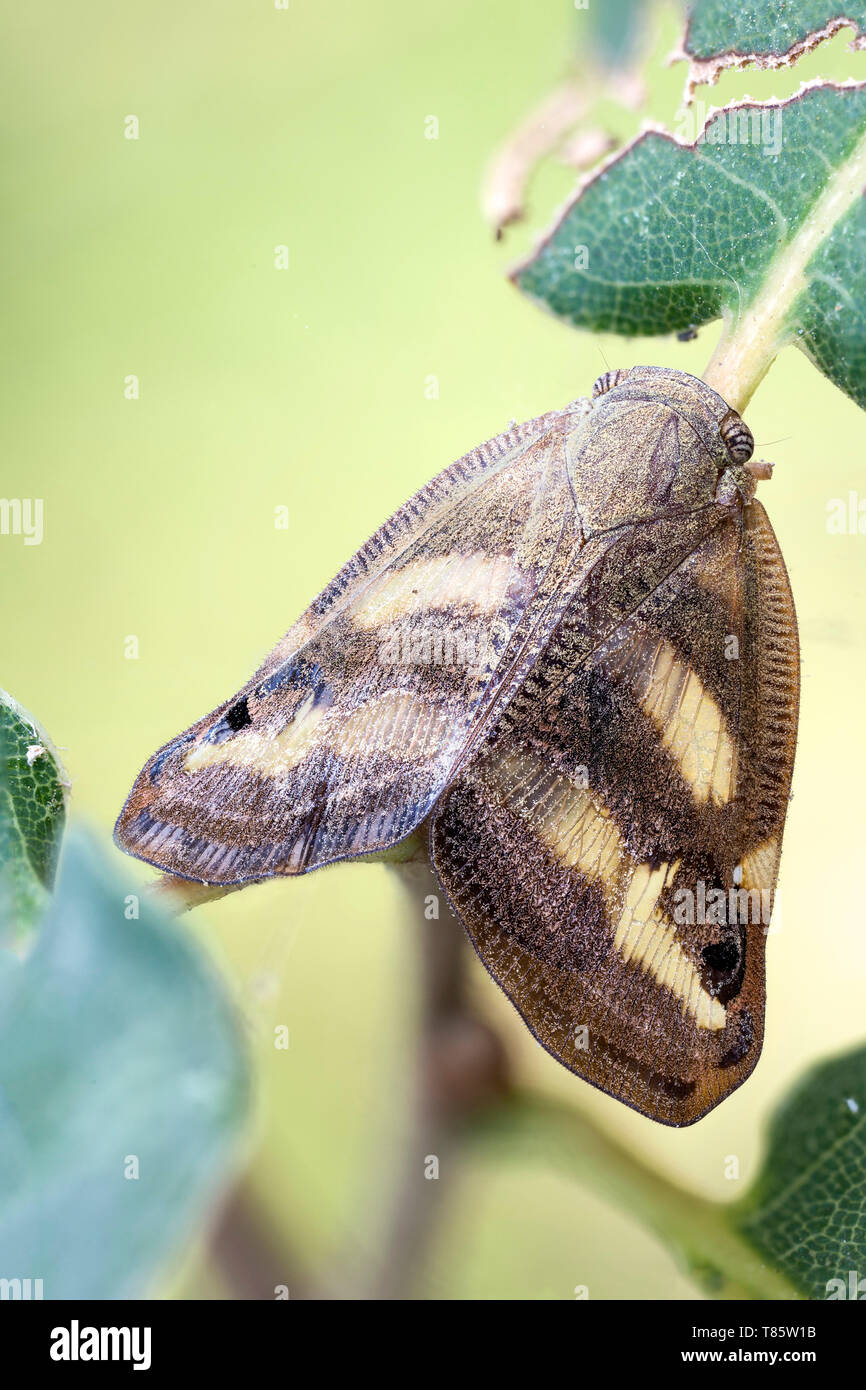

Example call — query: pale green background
[3,1,865,1298]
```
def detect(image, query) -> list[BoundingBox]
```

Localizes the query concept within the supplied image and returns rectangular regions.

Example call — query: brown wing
[430,499,799,1126]
[115,404,588,884]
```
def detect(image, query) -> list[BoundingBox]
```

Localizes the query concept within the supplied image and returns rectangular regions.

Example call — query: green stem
[158,853,803,1299]
[704,120,866,413]
[468,1092,803,1300]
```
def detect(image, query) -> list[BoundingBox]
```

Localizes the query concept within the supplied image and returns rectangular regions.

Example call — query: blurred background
[2,0,865,1298]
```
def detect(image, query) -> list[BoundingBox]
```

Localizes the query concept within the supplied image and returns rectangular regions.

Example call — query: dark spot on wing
[702,940,739,972]
[225,697,252,732]
[204,695,255,747]
[204,712,245,746]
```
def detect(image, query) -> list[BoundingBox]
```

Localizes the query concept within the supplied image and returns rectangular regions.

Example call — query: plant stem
[704,121,866,413]
[210,1180,317,1300]
[162,849,801,1299]
[482,81,593,236]
[469,1092,803,1300]
[367,859,510,1299]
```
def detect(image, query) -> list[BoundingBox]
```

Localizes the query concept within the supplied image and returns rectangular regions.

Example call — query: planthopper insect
[116,365,799,1125]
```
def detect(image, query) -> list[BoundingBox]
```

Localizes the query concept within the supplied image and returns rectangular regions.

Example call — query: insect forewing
[431,496,799,1125]
[115,405,586,882]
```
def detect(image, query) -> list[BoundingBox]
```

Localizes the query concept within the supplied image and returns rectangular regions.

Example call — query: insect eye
[591,368,630,399]
[719,410,754,464]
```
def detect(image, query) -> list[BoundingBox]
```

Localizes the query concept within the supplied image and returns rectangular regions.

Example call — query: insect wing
[431,499,799,1125]
[115,407,585,883]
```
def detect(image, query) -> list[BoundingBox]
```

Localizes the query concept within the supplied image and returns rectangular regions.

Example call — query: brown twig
[155,845,510,1300]
[209,1180,318,1301]
[366,858,510,1300]
[481,81,591,237]
[481,70,647,237]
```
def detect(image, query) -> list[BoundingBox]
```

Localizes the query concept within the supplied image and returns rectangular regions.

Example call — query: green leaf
[732,1043,866,1300]
[0,831,248,1298]
[514,83,866,410]
[684,2,866,70]
[0,690,67,942]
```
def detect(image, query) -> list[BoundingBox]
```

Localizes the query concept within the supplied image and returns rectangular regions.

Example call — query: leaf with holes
[0,690,68,943]
[514,82,866,411]
[680,1,866,94]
